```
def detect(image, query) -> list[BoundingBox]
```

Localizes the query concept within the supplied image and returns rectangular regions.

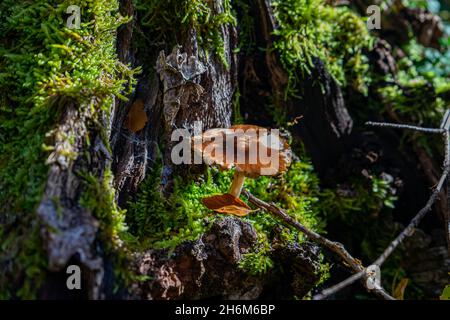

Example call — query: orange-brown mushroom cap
[202,193,254,217]
[192,124,292,178]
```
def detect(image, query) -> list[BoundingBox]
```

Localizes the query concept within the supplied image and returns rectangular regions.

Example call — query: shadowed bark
[24,0,448,300]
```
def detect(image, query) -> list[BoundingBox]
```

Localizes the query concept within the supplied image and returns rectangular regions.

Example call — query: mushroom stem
[229,171,246,197]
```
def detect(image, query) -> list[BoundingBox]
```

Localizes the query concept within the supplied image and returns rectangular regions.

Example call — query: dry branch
[242,190,395,300]
[312,120,450,300]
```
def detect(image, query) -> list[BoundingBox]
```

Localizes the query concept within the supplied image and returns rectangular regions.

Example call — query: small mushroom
[201,194,254,217]
[193,124,292,216]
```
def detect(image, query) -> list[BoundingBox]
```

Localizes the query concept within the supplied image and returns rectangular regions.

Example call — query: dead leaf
[125,99,148,133]
[393,278,409,300]
[202,193,254,217]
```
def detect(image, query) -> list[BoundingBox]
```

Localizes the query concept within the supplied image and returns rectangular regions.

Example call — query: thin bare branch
[243,190,395,300]
[312,271,364,300]
[375,130,450,265]
[314,124,450,300]
[366,121,445,134]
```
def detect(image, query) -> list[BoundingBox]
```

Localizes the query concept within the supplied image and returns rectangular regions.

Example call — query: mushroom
[193,124,292,216]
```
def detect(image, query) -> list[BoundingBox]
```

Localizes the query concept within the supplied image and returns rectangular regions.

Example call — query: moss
[375,38,450,157]
[134,0,236,68]
[441,285,450,300]
[127,165,229,249]
[238,238,274,276]
[271,0,373,97]
[0,0,135,298]
[79,169,139,290]
[128,157,327,282]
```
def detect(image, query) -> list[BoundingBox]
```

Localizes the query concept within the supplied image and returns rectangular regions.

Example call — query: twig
[312,270,364,300]
[314,122,450,300]
[444,113,450,254]
[243,190,395,300]
[377,130,449,263]
[366,121,445,134]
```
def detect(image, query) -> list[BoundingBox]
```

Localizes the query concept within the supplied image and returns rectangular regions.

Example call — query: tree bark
[2,0,448,300]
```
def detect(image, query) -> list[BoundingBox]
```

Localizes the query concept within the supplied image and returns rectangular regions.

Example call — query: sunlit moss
[134,0,236,68]
[319,173,398,224]
[272,0,373,96]
[376,37,450,157]
[0,0,135,298]
[127,158,326,279]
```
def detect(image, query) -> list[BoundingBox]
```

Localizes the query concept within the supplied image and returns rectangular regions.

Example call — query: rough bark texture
[108,0,322,300]
[241,0,353,175]
[132,217,321,300]
[37,99,112,299]
[111,0,238,203]
[21,0,448,300]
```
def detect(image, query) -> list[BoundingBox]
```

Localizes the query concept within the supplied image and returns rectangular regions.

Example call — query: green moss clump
[238,240,273,276]
[240,161,326,277]
[134,0,236,68]
[127,165,229,249]
[128,159,327,281]
[441,285,450,300]
[272,0,373,96]
[0,0,135,298]
[379,39,449,122]
[245,161,324,238]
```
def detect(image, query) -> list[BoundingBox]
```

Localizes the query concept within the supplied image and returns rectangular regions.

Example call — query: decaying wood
[355,0,444,49]
[248,0,353,176]
[112,0,237,202]
[37,99,112,299]
[132,217,321,299]
[29,0,448,300]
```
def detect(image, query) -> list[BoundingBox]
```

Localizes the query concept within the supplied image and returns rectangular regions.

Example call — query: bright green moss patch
[0,0,135,298]
[127,159,326,279]
[441,285,450,300]
[127,165,228,249]
[80,170,134,252]
[134,0,236,68]
[241,161,326,277]
[245,161,324,239]
[272,0,373,96]
[238,240,274,276]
